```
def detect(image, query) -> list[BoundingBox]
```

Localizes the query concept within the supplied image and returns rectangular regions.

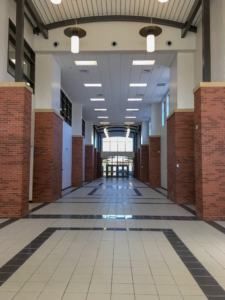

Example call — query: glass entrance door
[107,165,129,178]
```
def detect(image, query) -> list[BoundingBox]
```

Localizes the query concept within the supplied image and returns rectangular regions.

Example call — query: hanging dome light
[51,0,61,4]
[64,27,86,54]
[139,26,162,52]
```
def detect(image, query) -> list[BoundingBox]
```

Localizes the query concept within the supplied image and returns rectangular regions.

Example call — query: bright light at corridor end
[50,0,61,4]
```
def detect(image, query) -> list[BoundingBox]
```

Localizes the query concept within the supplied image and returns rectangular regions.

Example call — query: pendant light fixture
[64,27,86,54]
[139,26,162,52]
[50,0,61,4]
[159,0,169,2]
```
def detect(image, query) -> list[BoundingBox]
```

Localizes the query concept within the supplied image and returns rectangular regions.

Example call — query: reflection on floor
[0,178,225,300]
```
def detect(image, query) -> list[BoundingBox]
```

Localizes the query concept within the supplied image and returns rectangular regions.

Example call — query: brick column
[85,145,94,182]
[167,109,195,205]
[137,148,140,180]
[140,145,149,183]
[0,83,32,218]
[134,152,138,179]
[149,136,161,188]
[94,148,97,180]
[72,136,84,187]
[33,110,63,203]
[97,152,102,178]
[194,83,225,220]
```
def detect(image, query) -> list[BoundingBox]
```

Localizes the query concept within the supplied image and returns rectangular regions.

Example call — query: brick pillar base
[137,148,140,181]
[85,145,94,182]
[33,110,63,203]
[97,152,102,178]
[167,109,195,205]
[94,148,97,180]
[134,152,138,179]
[72,136,84,187]
[194,84,225,221]
[149,136,161,188]
[0,83,32,218]
[140,145,149,183]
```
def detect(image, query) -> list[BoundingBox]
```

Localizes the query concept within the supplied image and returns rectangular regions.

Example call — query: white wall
[141,121,149,145]
[85,121,94,145]
[34,22,196,53]
[72,103,83,135]
[0,0,34,82]
[194,21,203,86]
[211,0,225,82]
[169,53,195,110]
[151,103,161,135]
[161,123,167,189]
[62,121,72,189]
[35,54,61,113]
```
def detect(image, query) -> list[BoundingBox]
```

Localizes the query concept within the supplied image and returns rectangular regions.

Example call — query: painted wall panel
[62,121,72,189]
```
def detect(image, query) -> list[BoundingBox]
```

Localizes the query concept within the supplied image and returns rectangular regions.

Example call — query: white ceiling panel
[55,50,175,125]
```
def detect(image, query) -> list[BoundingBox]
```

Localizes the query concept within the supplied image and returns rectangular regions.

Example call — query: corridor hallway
[0,178,225,300]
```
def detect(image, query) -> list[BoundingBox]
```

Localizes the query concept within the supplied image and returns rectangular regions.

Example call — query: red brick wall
[140,145,149,183]
[97,152,102,178]
[167,112,195,204]
[149,137,161,188]
[33,112,63,203]
[134,152,138,179]
[94,148,97,180]
[0,86,31,218]
[195,87,225,220]
[137,148,140,180]
[85,145,94,182]
[72,136,83,187]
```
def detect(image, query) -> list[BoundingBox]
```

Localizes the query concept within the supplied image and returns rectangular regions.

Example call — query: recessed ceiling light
[94,109,107,111]
[51,0,61,4]
[85,84,102,87]
[125,116,136,119]
[126,109,139,111]
[100,122,110,124]
[130,84,147,87]
[125,122,134,125]
[90,98,105,101]
[132,60,155,65]
[75,61,97,65]
[128,98,142,101]
[98,116,108,118]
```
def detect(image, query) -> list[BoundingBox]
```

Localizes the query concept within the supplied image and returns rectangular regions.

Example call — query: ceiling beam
[181,0,202,38]
[45,15,197,34]
[25,0,48,39]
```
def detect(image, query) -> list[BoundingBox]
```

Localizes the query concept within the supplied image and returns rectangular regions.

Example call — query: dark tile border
[179,204,196,216]
[23,214,201,220]
[88,188,98,195]
[152,188,167,198]
[0,227,224,298]
[54,202,175,204]
[134,188,142,196]
[28,203,49,214]
[206,221,225,234]
[0,219,18,230]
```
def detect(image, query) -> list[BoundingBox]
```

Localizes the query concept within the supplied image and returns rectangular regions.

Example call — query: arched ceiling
[31,0,202,29]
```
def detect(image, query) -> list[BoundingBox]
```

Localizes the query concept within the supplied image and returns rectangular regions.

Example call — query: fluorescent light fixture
[91,99,105,102]
[128,98,142,101]
[130,84,147,87]
[75,61,97,65]
[125,116,136,119]
[132,60,155,65]
[94,109,107,111]
[125,122,134,124]
[84,84,102,87]
[98,116,108,118]
[159,0,169,2]
[100,122,110,124]
[126,109,139,111]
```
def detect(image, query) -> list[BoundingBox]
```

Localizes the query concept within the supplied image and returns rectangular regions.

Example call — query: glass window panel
[8,42,16,63]
[23,58,31,78]
[103,142,110,152]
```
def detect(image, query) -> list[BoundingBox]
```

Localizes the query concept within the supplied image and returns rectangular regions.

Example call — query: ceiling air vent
[157,83,166,87]
[136,94,144,97]
[96,94,104,97]
[142,69,151,74]
[80,70,89,74]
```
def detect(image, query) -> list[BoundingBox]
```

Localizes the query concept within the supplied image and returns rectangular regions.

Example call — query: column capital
[193,82,225,93]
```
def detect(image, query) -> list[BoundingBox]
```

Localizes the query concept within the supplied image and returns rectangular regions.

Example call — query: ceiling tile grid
[32,0,201,26]
[55,51,174,125]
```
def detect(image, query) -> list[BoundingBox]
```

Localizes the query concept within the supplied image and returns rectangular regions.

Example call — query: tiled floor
[0,178,225,300]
